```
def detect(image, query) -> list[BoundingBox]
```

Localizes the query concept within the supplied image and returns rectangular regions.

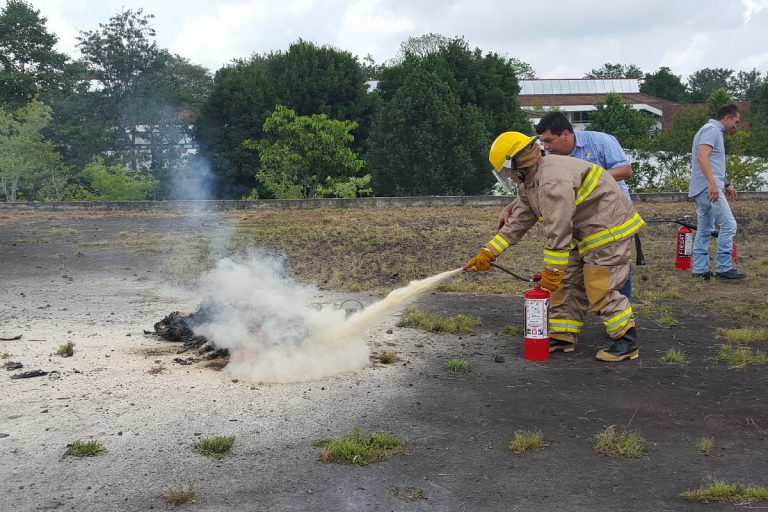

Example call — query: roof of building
[519,79,640,95]
[518,92,680,109]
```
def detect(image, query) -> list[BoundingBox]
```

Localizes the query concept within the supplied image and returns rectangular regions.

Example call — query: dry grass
[681,481,768,504]
[194,435,235,460]
[696,436,714,455]
[162,486,197,506]
[397,308,481,334]
[315,427,406,465]
[508,430,545,454]
[56,341,75,357]
[594,426,646,458]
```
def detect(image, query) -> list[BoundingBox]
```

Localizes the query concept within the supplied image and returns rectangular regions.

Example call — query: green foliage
[687,68,734,102]
[65,440,106,457]
[251,105,365,199]
[196,40,373,198]
[194,435,235,460]
[681,481,768,504]
[727,69,764,101]
[0,0,70,109]
[706,88,733,118]
[316,427,405,465]
[0,99,63,202]
[586,93,657,147]
[78,157,158,200]
[584,63,643,79]
[640,67,687,102]
[508,430,545,454]
[724,131,768,191]
[315,174,373,198]
[594,426,646,458]
[397,307,481,334]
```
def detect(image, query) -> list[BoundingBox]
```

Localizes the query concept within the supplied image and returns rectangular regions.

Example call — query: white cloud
[659,33,708,77]
[334,0,416,61]
[742,0,768,23]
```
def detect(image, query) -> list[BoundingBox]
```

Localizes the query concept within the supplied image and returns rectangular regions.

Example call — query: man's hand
[707,183,720,202]
[726,184,738,201]
[539,267,564,292]
[464,248,496,272]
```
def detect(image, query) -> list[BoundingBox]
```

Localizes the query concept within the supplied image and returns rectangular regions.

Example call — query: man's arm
[696,144,719,202]
[606,164,632,181]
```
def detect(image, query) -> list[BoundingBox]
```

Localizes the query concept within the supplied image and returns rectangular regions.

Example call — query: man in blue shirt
[534,112,635,299]
[688,104,745,280]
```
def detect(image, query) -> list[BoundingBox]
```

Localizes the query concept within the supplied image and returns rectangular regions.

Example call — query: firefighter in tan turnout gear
[464,132,645,362]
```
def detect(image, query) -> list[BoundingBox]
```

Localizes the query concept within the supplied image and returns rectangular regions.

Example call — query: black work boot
[596,327,639,362]
[549,338,575,353]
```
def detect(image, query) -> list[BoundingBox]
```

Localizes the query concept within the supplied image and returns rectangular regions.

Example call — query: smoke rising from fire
[191,253,370,383]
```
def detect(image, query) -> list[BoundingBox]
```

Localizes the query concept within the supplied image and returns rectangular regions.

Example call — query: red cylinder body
[732,241,738,263]
[524,275,550,361]
[675,225,693,271]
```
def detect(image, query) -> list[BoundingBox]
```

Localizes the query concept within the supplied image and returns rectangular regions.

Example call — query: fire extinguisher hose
[489,263,535,282]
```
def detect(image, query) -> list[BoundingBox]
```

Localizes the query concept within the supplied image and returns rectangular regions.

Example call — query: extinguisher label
[526,298,549,339]
[678,232,692,258]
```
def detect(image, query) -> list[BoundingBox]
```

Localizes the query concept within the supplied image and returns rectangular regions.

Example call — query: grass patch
[660,348,686,364]
[680,481,768,504]
[445,358,468,373]
[718,344,768,368]
[594,426,646,458]
[717,327,768,344]
[655,315,679,328]
[499,325,521,336]
[508,430,545,454]
[65,440,106,457]
[377,350,399,364]
[56,341,75,357]
[315,427,406,465]
[389,487,426,502]
[162,486,197,506]
[194,435,235,460]
[696,436,714,455]
[397,308,481,335]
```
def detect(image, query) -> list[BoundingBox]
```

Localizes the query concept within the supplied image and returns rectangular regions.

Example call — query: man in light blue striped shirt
[535,112,635,298]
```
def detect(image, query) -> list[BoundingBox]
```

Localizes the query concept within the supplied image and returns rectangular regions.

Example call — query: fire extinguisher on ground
[524,274,550,361]
[675,225,693,271]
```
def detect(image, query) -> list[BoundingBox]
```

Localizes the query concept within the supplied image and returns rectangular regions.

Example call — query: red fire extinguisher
[524,274,550,361]
[675,225,693,271]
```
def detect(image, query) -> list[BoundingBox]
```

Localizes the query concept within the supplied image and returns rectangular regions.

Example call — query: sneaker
[715,269,746,280]
[692,272,713,280]
[549,338,575,353]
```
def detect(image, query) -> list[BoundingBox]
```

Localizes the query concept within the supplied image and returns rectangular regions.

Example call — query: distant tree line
[1,1,767,202]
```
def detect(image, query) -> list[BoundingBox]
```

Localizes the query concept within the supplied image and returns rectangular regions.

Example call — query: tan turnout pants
[548,238,634,343]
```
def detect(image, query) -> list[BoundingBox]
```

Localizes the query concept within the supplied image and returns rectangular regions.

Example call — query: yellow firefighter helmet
[488,132,537,172]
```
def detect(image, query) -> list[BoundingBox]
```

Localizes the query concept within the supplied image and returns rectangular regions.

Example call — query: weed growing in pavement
[194,435,235,460]
[75,251,84,257]
[397,308,481,334]
[508,430,545,454]
[56,341,74,357]
[377,351,399,364]
[65,440,106,457]
[660,348,686,364]
[500,325,521,336]
[696,436,714,455]
[594,426,646,458]
[445,358,468,373]
[162,486,197,506]
[315,427,406,465]
[655,315,679,328]
[717,328,768,344]
[680,481,768,504]
[389,487,426,502]
[148,365,166,375]
[718,344,768,368]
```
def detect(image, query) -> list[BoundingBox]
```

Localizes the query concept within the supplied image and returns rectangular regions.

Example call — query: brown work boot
[596,327,639,362]
[549,338,575,353]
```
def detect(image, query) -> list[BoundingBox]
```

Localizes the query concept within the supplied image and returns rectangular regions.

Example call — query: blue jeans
[619,266,632,300]
[692,189,737,274]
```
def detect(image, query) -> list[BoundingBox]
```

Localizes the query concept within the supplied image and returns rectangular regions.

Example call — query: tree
[584,63,643,79]
[366,68,490,196]
[687,68,733,102]
[640,67,687,102]
[0,100,62,202]
[508,58,536,79]
[392,33,450,63]
[727,69,764,101]
[0,0,70,109]
[707,88,733,118]
[195,40,375,198]
[586,93,657,147]
[76,156,158,200]
[246,105,366,199]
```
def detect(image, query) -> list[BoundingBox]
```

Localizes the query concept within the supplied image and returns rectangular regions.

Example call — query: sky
[17,0,768,80]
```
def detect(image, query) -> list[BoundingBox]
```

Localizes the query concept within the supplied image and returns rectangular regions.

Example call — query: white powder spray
[191,253,461,383]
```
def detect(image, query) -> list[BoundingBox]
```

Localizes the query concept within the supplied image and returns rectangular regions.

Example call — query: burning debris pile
[152,306,224,355]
